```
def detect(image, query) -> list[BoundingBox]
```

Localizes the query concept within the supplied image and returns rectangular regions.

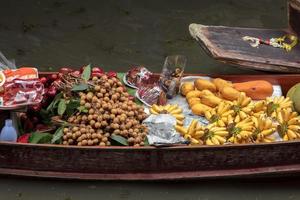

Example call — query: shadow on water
[1,176,300,200]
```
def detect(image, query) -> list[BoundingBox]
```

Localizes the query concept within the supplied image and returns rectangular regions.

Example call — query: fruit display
[173,76,300,145]
[150,104,185,126]
[56,67,148,146]
[9,66,300,147]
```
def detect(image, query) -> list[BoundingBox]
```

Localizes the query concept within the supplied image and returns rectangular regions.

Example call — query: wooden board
[189,24,300,73]
[289,0,300,35]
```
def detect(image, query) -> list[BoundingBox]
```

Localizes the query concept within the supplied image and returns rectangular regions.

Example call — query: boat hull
[0,141,300,180]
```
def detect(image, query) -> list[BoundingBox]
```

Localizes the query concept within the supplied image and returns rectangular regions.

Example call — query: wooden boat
[0,73,300,180]
[189,0,300,73]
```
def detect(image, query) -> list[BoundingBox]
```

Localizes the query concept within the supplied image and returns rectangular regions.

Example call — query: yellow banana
[175,125,187,135]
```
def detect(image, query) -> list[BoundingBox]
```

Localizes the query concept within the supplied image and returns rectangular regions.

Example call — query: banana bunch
[175,120,204,145]
[252,100,267,118]
[150,104,185,126]
[230,92,253,123]
[227,117,255,144]
[252,116,276,143]
[204,124,229,145]
[266,96,293,118]
[204,101,234,127]
[276,108,300,141]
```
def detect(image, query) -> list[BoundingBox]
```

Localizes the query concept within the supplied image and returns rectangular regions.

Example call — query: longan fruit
[93,138,99,144]
[82,140,88,146]
[66,132,72,138]
[80,134,86,140]
[89,120,96,126]
[97,116,103,122]
[97,133,102,139]
[63,135,68,140]
[95,85,101,91]
[86,133,92,139]
[77,142,82,146]
[86,92,93,101]
[95,122,101,128]
[80,100,86,106]
[99,142,106,146]
[87,140,93,146]
[128,137,135,143]
[75,131,81,137]
[63,141,68,145]
[85,102,91,109]
[101,121,108,127]
[72,126,79,132]
[106,141,111,146]
[63,128,69,133]
[102,137,108,142]
[100,88,106,94]
[91,133,97,139]
[89,108,95,115]
[96,93,103,98]
[68,139,74,144]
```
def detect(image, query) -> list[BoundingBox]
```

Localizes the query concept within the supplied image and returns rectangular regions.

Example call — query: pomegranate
[39,77,47,84]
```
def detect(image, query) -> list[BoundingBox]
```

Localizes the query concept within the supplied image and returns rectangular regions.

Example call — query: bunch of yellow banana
[227,117,255,144]
[252,116,276,143]
[150,104,185,126]
[204,123,229,145]
[175,119,204,145]
[266,96,293,118]
[230,92,253,123]
[252,100,267,118]
[276,108,300,141]
[204,101,234,127]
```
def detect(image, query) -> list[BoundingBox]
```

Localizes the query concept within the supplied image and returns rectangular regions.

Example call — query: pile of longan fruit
[62,74,148,146]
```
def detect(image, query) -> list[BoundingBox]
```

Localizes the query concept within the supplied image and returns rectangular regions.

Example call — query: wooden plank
[289,0,300,35]
[189,24,300,73]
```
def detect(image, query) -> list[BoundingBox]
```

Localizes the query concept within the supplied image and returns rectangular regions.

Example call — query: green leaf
[77,106,88,113]
[71,83,88,91]
[51,127,63,144]
[58,99,67,116]
[81,64,91,81]
[110,134,128,146]
[65,99,80,117]
[144,137,149,146]
[29,132,53,144]
[47,93,63,112]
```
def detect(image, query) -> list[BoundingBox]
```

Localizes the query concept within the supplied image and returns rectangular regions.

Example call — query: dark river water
[1,0,299,199]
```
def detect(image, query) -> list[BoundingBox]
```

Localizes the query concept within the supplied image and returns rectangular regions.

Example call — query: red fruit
[107,71,117,78]
[17,134,31,143]
[40,77,47,84]
[59,67,73,74]
[92,67,104,74]
[31,103,42,112]
[47,87,57,97]
[91,72,103,77]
